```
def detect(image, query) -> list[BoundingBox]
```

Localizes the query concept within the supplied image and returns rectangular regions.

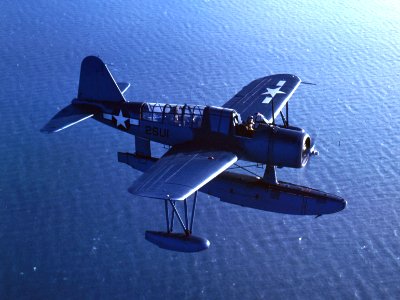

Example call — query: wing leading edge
[128,145,238,201]
[223,74,301,122]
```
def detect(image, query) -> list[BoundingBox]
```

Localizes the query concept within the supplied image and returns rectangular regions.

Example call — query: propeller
[310,138,319,156]
[301,135,319,167]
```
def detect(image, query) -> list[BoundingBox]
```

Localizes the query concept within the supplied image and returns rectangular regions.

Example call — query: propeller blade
[310,139,319,156]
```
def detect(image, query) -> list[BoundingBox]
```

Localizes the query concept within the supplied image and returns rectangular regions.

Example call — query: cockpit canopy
[141,103,205,128]
[140,103,241,135]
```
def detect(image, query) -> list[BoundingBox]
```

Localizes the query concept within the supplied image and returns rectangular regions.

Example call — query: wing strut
[286,101,289,127]
[145,191,209,252]
[164,192,197,235]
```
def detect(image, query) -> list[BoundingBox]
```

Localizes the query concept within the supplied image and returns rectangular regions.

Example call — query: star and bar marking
[103,110,138,129]
[114,110,129,127]
[261,80,286,104]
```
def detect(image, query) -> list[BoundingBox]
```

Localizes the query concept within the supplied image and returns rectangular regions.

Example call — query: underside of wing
[128,144,238,201]
[223,74,301,122]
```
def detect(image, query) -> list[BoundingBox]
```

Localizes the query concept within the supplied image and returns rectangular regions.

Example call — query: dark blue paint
[3,0,397,297]
[42,56,344,253]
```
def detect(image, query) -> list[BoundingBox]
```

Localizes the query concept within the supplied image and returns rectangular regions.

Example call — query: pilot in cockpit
[254,112,269,128]
[246,116,255,131]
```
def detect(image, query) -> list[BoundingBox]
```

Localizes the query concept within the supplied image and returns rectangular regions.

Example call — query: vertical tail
[77,56,126,102]
[41,56,128,133]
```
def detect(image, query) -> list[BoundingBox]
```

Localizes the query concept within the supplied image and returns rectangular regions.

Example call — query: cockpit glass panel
[163,104,172,124]
[142,103,152,121]
[163,104,178,125]
[183,105,192,127]
[141,103,164,123]
[152,103,163,122]
[166,105,176,125]
[175,105,183,126]
[192,106,203,128]
[141,103,205,127]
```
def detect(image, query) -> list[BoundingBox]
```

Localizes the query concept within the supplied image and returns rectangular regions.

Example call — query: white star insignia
[261,81,286,104]
[113,110,129,128]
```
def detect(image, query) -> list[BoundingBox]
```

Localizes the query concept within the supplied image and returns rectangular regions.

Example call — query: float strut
[169,200,188,235]
[164,200,170,233]
[286,102,289,127]
[272,99,275,125]
[170,202,175,232]
[184,199,189,230]
[189,191,198,233]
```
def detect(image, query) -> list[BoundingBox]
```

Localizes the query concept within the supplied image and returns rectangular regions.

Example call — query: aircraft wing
[223,74,301,122]
[128,145,238,200]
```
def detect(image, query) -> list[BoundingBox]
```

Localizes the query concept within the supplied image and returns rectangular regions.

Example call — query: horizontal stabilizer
[117,82,131,94]
[41,104,93,133]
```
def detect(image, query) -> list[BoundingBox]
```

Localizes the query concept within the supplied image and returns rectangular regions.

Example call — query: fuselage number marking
[145,125,169,138]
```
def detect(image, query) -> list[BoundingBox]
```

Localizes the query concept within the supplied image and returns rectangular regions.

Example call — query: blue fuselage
[74,99,310,168]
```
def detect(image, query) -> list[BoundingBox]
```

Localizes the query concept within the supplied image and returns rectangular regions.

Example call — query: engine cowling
[267,126,311,168]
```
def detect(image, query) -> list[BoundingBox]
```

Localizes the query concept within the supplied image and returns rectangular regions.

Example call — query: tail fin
[77,56,126,102]
[42,56,128,133]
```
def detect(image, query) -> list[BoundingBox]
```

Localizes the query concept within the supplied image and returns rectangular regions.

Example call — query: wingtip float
[42,56,346,252]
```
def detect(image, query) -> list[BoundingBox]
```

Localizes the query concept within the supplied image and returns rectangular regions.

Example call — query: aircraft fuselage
[74,99,311,168]
[41,56,346,253]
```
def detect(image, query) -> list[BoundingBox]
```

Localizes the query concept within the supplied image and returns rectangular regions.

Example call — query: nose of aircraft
[310,138,319,156]
[302,135,319,167]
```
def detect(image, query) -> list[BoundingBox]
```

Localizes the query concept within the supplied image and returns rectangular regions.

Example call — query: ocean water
[1,0,399,299]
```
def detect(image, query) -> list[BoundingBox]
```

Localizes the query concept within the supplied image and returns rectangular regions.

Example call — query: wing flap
[128,145,238,200]
[223,74,301,122]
